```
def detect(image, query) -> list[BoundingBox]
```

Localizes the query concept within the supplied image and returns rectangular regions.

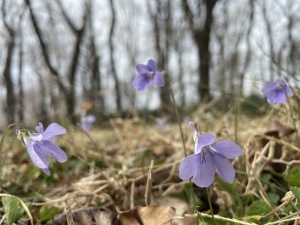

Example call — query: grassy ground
[1,98,300,225]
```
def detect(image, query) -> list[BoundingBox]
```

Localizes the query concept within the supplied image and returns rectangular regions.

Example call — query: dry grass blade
[179,213,257,225]
[65,200,75,225]
[255,134,300,153]
[145,160,154,206]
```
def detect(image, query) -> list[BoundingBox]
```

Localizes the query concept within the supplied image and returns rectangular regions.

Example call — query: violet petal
[42,168,51,176]
[43,123,66,140]
[35,122,44,134]
[179,154,198,180]
[147,59,157,71]
[135,64,152,74]
[195,133,215,154]
[213,154,235,184]
[262,81,277,96]
[213,140,243,159]
[24,139,49,169]
[132,74,150,91]
[193,152,215,187]
[40,140,67,163]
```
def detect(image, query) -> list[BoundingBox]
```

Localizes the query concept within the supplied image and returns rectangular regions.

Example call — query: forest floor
[1,99,300,225]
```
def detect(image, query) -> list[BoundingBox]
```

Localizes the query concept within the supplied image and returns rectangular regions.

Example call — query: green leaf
[216,177,243,216]
[245,200,271,216]
[2,196,25,225]
[260,172,272,183]
[291,187,300,207]
[283,167,300,187]
[216,211,235,225]
[39,205,60,222]
[267,192,280,205]
[199,220,209,225]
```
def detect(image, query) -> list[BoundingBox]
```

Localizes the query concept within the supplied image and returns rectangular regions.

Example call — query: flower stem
[166,75,187,157]
[206,187,216,225]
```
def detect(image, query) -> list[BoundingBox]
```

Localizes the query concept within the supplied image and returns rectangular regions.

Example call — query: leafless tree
[280,0,298,77]
[182,0,218,102]
[261,0,275,80]
[108,0,122,113]
[80,0,104,114]
[17,8,25,123]
[212,0,255,96]
[239,0,254,93]
[1,0,21,125]
[147,0,172,113]
[89,1,104,113]
[25,0,89,124]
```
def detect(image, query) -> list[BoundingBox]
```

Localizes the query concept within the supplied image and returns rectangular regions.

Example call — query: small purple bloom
[155,117,169,131]
[262,79,293,104]
[132,59,165,91]
[80,115,96,132]
[17,122,67,175]
[179,122,243,187]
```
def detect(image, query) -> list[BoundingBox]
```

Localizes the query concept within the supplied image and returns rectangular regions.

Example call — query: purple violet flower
[17,122,67,175]
[262,79,293,104]
[179,122,243,187]
[132,59,165,91]
[80,115,96,132]
[155,117,169,131]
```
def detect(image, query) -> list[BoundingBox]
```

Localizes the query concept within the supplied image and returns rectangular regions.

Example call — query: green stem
[166,76,187,157]
[234,92,241,143]
[206,187,216,225]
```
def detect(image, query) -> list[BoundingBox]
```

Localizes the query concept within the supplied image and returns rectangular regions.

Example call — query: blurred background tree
[1,0,300,126]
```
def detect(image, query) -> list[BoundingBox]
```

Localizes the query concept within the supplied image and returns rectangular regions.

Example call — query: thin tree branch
[25,0,67,95]
[55,0,79,34]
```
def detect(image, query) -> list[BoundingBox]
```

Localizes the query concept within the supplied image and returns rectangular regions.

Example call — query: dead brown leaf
[266,120,295,138]
[80,102,94,110]
[119,205,175,225]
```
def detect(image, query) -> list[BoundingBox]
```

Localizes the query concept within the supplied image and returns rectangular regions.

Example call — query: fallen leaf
[266,120,295,138]
[80,102,94,110]
[119,205,175,225]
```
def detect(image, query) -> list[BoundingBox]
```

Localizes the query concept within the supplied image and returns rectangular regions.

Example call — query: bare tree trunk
[109,0,122,113]
[199,0,217,102]
[215,0,228,96]
[91,55,104,111]
[26,0,88,124]
[287,8,296,76]
[89,0,104,112]
[182,0,218,103]
[262,1,275,79]
[174,42,185,107]
[160,0,172,114]
[148,0,172,114]
[37,73,49,125]
[240,0,254,93]
[2,0,16,125]
[25,0,65,94]
[56,0,88,123]
[3,35,16,125]
[18,18,24,123]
